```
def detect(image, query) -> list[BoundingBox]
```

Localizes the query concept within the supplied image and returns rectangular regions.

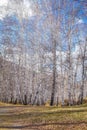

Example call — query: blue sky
[0,0,87,49]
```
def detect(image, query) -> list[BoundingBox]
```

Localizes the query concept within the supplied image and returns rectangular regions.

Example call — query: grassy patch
[0,103,87,130]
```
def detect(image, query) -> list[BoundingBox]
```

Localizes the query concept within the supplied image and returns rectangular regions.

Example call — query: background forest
[0,0,87,106]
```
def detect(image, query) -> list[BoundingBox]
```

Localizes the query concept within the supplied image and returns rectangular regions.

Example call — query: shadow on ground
[0,121,87,129]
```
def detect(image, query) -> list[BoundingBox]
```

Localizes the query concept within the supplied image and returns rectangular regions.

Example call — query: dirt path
[0,105,87,130]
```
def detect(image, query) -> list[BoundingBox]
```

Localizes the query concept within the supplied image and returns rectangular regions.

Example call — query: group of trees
[0,0,87,106]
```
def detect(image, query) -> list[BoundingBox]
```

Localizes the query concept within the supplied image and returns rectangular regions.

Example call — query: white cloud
[76,18,84,24]
[0,0,8,19]
[78,19,84,24]
[0,0,34,20]
[0,0,8,6]
[23,0,33,17]
[0,7,7,19]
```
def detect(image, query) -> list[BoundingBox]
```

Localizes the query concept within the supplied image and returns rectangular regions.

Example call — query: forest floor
[0,102,87,130]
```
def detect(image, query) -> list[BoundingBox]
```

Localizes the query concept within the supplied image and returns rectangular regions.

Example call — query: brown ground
[0,103,87,130]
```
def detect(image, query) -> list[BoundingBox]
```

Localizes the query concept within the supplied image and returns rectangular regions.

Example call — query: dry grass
[0,103,87,130]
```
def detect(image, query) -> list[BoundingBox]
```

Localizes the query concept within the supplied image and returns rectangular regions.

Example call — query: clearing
[0,102,87,130]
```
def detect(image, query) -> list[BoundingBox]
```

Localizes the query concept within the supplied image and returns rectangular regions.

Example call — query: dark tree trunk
[23,94,27,105]
[50,41,56,106]
[80,57,85,104]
